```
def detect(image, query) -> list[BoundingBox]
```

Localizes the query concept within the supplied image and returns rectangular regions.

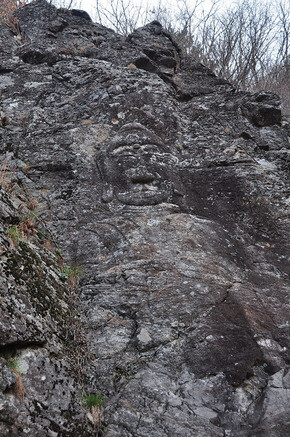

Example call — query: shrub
[56,248,63,258]
[62,263,83,289]
[19,216,37,237]
[7,215,38,245]
[7,357,20,372]
[6,357,26,400]
[7,225,23,244]
[0,0,28,35]
[0,157,15,193]
[84,393,106,432]
[83,393,106,409]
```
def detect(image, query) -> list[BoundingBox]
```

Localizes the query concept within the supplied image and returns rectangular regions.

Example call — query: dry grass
[84,393,106,434]
[0,0,28,35]
[6,358,26,400]
[13,371,26,400]
[87,405,104,434]
[28,198,38,211]
[78,44,95,54]
[0,157,15,193]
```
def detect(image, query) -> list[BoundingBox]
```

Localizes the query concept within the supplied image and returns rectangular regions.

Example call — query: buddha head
[98,123,184,207]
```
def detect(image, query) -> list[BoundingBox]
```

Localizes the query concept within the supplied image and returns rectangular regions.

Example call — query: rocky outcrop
[0,1,289,435]
[0,185,91,435]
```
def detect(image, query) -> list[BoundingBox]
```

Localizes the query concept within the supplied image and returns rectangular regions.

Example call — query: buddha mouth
[116,188,169,205]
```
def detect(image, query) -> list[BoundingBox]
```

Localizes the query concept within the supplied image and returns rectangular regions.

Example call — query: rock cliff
[0,1,289,435]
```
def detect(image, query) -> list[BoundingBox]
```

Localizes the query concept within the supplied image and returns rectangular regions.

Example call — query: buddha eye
[111,145,133,156]
[142,144,160,153]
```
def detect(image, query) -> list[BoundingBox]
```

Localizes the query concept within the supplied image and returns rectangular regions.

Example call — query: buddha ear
[101,183,114,203]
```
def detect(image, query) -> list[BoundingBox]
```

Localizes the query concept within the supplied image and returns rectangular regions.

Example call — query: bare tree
[276,0,289,65]
[50,0,82,10]
[0,0,29,34]
[94,0,221,37]
[95,0,152,34]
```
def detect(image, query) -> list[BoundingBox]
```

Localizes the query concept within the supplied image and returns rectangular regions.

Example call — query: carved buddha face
[100,123,182,206]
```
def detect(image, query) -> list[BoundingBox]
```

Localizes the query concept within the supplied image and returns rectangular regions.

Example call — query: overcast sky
[68,0,236,27]
[77,0,95,18]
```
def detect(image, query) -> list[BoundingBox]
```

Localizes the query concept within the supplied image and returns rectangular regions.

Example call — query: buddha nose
[130,167,155,184]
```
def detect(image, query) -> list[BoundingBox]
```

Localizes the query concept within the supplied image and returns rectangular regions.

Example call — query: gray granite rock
[0,0,289,435]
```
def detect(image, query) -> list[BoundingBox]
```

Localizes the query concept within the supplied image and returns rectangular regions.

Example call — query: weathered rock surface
[0,187,90,435]
[0,0,289,435]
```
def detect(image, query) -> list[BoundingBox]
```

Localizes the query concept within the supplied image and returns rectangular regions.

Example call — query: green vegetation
[37,229,46,240]
[7,357,20,373]
[56,248,63,258]
[126,375,135,381]
[62,263,83,278]
[6,356,26,399]
[7,225,23,243]
[62,263,83,288]
[23,210,39,219]
[83,393,106,409]
[7,215,38,244]
[23,162,31,172]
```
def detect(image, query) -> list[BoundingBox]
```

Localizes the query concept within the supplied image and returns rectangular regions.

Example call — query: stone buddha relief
[0,2,289,435]
[97,122,184,208]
